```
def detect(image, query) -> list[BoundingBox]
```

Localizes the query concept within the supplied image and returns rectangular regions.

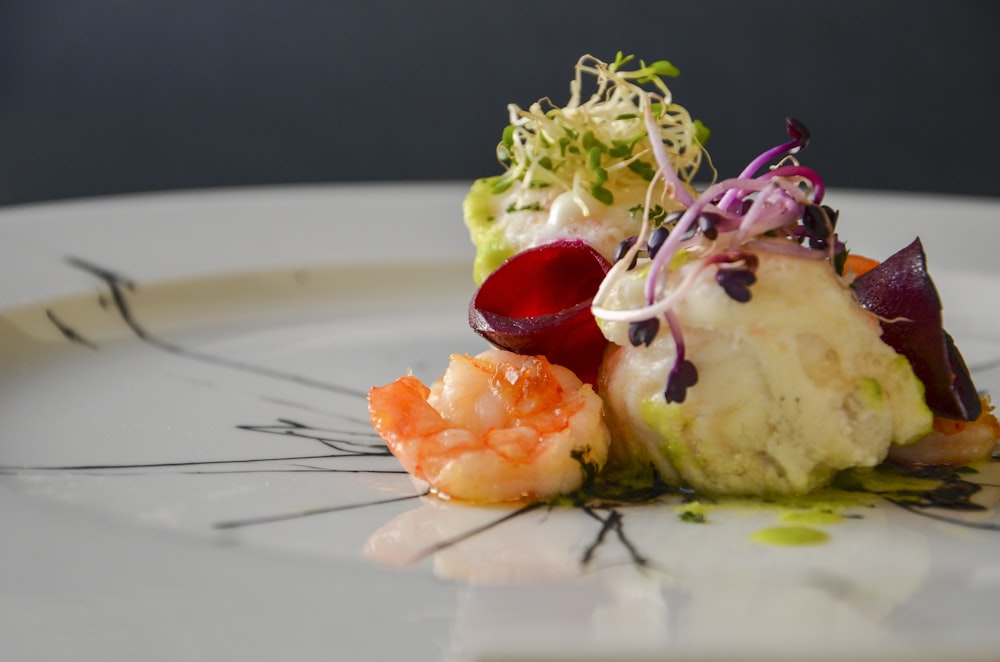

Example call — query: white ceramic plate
[1,184,999,662]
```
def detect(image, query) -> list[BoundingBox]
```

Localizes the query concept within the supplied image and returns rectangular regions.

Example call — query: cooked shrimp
[887,396,1000,467]
[368,348,610,503]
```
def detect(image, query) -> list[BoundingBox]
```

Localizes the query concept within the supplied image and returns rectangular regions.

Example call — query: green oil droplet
[751,525,829,546]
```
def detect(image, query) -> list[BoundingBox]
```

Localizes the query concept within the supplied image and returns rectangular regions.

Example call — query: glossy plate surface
[2,184,999,661]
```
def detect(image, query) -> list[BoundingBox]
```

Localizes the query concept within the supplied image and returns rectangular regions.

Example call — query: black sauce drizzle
[45,308,98,350]
[21,259,431,540]
[580,506,650,568]
[404,502,545,563]
[63,256,366,398]
[0,414,401,476]
[875,464,1000,531]
[17,256,998,576]
[214,491,430,530]
[237,418,391,457]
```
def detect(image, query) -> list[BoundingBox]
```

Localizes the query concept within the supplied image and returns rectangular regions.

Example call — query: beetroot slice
[852,238,980,420]
[469,240,611,385]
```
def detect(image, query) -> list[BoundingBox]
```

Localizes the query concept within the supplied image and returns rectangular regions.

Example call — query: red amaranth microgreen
[592,118,841,403]
[717,117,812,212]
[628,317,660,347]
[663,309,698,403]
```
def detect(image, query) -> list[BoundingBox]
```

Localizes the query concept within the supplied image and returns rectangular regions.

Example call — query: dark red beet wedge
[469,240,611,385]
[853,238,981,420]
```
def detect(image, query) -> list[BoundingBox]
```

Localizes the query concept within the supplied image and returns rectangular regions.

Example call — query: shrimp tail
[368,350,611,502]
[369,376,446,443]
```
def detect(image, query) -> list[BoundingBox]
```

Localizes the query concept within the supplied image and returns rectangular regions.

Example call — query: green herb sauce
[751,526,830,546]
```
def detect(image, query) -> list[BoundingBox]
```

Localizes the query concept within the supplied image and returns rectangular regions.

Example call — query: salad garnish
[370,52,998,506]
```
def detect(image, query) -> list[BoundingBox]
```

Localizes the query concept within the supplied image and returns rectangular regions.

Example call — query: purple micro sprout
[663,310,697,404]
[716,268,757,303]
[628,317,661,347]
[593,117,838,405]
[718,118,813,212]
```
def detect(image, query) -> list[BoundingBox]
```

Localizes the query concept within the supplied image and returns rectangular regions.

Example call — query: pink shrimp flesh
[368,349,610,503]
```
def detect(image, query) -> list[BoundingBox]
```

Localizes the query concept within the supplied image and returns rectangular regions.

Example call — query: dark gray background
[1,1,997,207]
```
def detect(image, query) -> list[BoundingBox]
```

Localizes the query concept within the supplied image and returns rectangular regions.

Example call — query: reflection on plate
[2,184,1000,661]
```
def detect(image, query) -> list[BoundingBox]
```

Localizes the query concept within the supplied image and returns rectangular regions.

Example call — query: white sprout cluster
[494,53,708,216]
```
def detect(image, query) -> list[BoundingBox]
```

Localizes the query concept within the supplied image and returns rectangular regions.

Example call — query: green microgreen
[693,119,711,145]
[678,510,706,523]
[505,201,545,213]
[493,53,706,209]
[628,203,669,226]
